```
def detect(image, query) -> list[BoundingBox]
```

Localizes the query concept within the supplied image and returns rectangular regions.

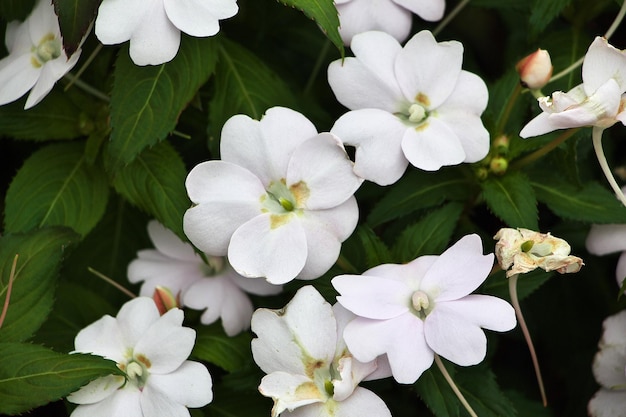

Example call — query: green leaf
[277,0,343,55]
[481,172,538,230]
[393,203,464,263]
[4,142,109,237]
[192,324,253,372]
[208,38,299,143]
[414,366,460,417]
[356,225,393,268]
[529,0,573,35]
[481,268,552,302]
[0,227,79,343]
[0,0,36,20]
[52,0,101,56]
[531,179,626,224]
[456,365,517,417]
[108,36,218,169]
[107,141,189,242]
[0,342,122,415]
[367,169,472,227]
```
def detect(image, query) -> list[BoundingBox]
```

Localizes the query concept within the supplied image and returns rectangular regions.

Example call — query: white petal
[148,220,197,261]
[586,224,626,255]
[401,117,466,171]
[184,277,225,325]
[127,256,203,298]
[366,256,437,289]
[116,297,161,348]
[228,213,307,284]
[593,345,626,390]
[140,384,191,417]
[599,310,626,351]
[337,0,412,44]
[304,196,359,243]
[145,361,213,408]
[95,0,150,45]
[583,37,626,95]
[69,388,142,417]
[125,2,181,65]
[25,51,80,109]
[259,372,325,416]
[332,356,377,401]
[395,30,463,109]
[73,315,126,363]
[229,268,283,296]
[218,279,255,336]
[616,252,626,290]
[549,79,621,127]
[164,0,237,37]
[0,54,40,107]
[287,133,362,210]
[588,389,626,417]
[331,387,392,417]
[5,21,30,53]
[420,234,494,301]
[328,31,404,112]
[67,375,125,405]
[26,0,61,42]
[333,274,412,319]
[519,112,562,138]
[393,0,445,21]
[331,109,409,185]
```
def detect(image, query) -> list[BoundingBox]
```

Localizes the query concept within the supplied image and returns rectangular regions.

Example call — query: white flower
[251,285,392,417]
[588,310,626,417]
[328,30,489,185]
[332,234,516,384]
[67,297,212,417]
[335,0,445,45]
[586,207,626,292]
[128,220,282,336]
[95,0,238,65]
[183,107,363,285]
[494,228,583,278]
[520,37,626,138]
[0,0,81,109]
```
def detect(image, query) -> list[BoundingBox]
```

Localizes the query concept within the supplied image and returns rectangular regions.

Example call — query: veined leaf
[108,36,217,169]
[192,324,253,372]
[0,227,79,343]
[0,0,36,20]
[414,366,460,417]
[277,0,343,54]
[4,142,109,237]
[0,343,121,415]
[529,0,573,35]
[481,171,538,230]
[456,365,517,417]
[52,0,101,56]
[357,225,393,268]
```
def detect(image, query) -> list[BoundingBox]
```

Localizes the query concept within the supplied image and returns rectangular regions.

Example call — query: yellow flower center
[31,33,62,68]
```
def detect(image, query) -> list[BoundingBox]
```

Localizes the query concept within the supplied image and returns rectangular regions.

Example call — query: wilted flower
[588,310,626,417]
[68,297,212,417]
[251,286,392,417]
[332,234,516,383]
[0,0,82,109]
[494,228,584,277]
[328,30,490,185]
[183,107,363,285]
[516,49,553,90]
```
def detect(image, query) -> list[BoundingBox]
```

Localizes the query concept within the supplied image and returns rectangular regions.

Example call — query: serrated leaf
[529,0,572,35]
[107,141,189,241]
[0,227,79,342]
[414,366,460,417]
[481,268,552,302]
[0,343,122,415]
[4,142,109,237]
[192,324,253,372]
[456,365,517,417]
[52,0,101,56]
[108,36,218,169]
[208,38,299,143]
[367,170,471,227]
[481,172,538,230]
[0,0,36,20]
[277,0,343,54]
[357,225,393,268]
[393,203,463,263]
[531,179,626,224]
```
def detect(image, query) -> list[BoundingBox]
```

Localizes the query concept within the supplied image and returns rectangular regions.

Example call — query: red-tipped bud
[516,49,553,90]
[153,286,179,315]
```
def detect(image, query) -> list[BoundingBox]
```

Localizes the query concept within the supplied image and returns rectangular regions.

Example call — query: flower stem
[88,267,137,299]
[65,43,103,92]
[509,274,547,406]
[495,82,522,136]
[63,73,110,102]
[434,354,478,417]
[592,126,626,207]
[0,254,19,329]
[304,39,332,96]
[510,128,579,170]
[433,0,472,36]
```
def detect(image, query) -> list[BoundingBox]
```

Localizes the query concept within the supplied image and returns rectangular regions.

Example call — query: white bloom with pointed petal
[332,234,516,384]
[588,310,626,417]
[183,107,363,285]
[251,285,392,417]
[0,0,81,109]
[128,220,282,336]
[328,30,489,185]
[335,0,445,45]
[67,297,212,417]
[95,0,238,65]
[520,37,626,138]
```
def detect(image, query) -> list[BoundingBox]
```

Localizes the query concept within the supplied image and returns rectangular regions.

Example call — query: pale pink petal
[331,109,409,186]
[337,0,412,44]
[583,37,626,95]
[147,220,197,261]
[95,0,151,45]
[67,374,125,405]
[332,303,356,354]
[0,54,40,106]
[333,387,391,417]
[420,234,494,301]
[401,117,466,171]
[69,387,142,417]
[228,213,307,284]
[424,295,516,366]
[333,275,412,319]
[599,310,626,351]
[395,31,463,109]
[164,0,237,37]
[393,0,445,21]
[259,372,325,415]
[586,224,626,255]
[343,314,433,383]
[73,317,124,363]
[365,256,437,289]
[128,3,181,65]
[363,355,393,381]
[588,389,626,417]
[145,361,213,407]
[332,356,377,401]
[184,277,225,326]
[116,297,161,348]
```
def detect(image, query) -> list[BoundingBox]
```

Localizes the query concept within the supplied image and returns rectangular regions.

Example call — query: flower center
[265,180,298,213]
[31,33,61,68]
[411,290,432,319]
[200,256,226,276]
[121,354,151,390]
[408,103,427,123]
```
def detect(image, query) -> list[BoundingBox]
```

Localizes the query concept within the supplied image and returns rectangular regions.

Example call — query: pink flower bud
[152,286,180,315]
[516,49,553,89]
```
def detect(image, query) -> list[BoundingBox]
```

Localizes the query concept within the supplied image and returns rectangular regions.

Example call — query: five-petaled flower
[251,285,392,417]
[95,0,238,65]
[67,297,213,417]
[128,220,282,336]
[0,0,81,109]
[183,107,363,285]
[335,0,445,45]
[332,234,516,383]
[328,30,490,185]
